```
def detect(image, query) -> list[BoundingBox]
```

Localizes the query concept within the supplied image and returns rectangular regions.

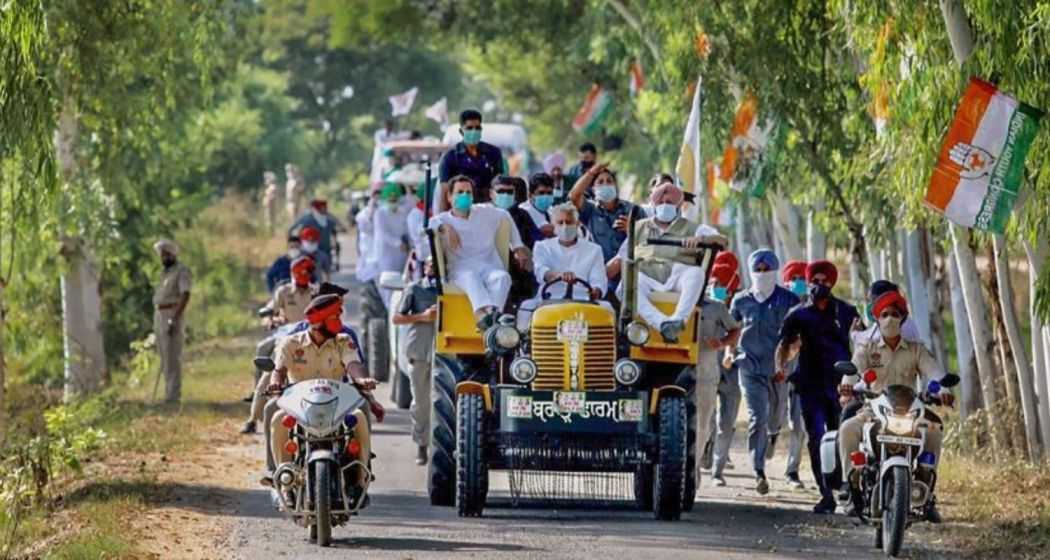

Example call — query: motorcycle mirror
[254,356,276,372]
[257,307,274,318]
[939,373,961,388]
[834,361,858,377]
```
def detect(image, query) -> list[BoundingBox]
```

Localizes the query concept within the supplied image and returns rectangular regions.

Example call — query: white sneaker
[712,475,726,487]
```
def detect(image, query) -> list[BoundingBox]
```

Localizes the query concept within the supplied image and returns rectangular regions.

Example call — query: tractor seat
[648,291,681,304]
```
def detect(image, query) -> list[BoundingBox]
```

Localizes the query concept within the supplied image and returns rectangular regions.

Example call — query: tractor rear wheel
[427,355,458,506]
[456,393,488,517]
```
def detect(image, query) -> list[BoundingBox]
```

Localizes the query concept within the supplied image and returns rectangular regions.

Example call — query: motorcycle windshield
[883,385,917,414]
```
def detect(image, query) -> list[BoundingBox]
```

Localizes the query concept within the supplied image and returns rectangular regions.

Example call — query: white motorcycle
[820,361,959,557]
[256,358,371,547]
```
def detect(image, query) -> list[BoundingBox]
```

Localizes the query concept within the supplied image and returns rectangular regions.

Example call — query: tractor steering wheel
[539,277,596,302]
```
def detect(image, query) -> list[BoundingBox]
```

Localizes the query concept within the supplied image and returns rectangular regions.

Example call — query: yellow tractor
[424,207,722,521]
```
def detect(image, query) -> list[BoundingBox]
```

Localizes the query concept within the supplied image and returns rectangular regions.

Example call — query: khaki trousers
[271,409,372,484]
[838,406,943,472]
[154,310,185,403]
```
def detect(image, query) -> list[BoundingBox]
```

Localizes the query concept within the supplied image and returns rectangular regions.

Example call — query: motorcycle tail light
[284,440,299,455]
[850,451,867,467]
[281,415,297,429]
[863,370,878,385]
[347,439,361,458]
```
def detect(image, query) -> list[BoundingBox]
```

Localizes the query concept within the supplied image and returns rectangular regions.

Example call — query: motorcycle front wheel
[314,461,333,547]
[882,465,910,557]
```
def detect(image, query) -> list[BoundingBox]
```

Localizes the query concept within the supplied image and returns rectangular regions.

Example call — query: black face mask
[318,325,338,340]
[580,160,595,170]
[161,256,176,268]
[809,283,832,301]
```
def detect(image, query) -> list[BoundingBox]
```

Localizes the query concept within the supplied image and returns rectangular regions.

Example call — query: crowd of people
[242,107,952,520]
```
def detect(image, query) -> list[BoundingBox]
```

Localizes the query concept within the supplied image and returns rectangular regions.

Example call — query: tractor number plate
[877,434,922,446]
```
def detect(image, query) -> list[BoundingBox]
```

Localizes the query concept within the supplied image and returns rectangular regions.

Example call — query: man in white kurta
[532,203,607,301]
[428,176,528,329]
[372,184,411,307]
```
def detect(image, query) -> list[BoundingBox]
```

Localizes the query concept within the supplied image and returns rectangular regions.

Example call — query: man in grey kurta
[153,239,192,403]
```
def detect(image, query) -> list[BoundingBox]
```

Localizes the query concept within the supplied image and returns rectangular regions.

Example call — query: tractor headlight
[485,324,521,353]
[614,359,642,386]
[509,358,537,384]
[626,321,650,346]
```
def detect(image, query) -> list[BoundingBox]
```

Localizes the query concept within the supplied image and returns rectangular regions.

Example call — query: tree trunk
[734,201,753,284]
[770,190,805,261]
[993,235,1042,460]
[904,230,933,346]
[1024,238,1050,454]
[0,279,6,447]
[849,236,868,301]
[56,92,107,401]
[866,232,883,282]
[806,204,827,261]
[951,224,1003,451]
[926,232,949,368]
[948,250,980,416]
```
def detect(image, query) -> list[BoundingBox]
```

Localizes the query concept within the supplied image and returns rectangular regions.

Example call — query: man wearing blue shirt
[436,109,506,212]
[729,249,800,495]
[265,235,301,293]
[775,260,859,513]
[290,199,342,262]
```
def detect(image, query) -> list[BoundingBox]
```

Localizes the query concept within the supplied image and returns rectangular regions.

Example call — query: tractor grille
[531,325,617,391]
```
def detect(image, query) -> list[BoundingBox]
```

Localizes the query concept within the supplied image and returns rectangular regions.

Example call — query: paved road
[219,235,954,559]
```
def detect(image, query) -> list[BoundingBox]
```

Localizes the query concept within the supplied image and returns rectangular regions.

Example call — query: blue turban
[748,249,780,271]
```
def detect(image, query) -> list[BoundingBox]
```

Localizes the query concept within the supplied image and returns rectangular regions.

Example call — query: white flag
[388,87,419,117]
[425,97,448,124]
[675,75,706,221]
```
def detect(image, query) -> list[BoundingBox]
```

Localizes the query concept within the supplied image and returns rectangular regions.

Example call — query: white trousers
[636,264,704,329]
[451,268,512,313]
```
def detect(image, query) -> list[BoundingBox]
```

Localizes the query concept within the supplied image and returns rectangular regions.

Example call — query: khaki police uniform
[271,283,315,324]
[153,262,192,402]
[838,336,944,471]
[270,330,371,483]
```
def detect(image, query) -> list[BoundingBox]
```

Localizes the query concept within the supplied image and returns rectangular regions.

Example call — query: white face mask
[312,209,328,226]
[750,270,778,302]
[302,241,319,253]
[879,316,902,338]
[595,184,617,202]
[654,203,678,223]
[555,223,578,242]
[288,248,301,259]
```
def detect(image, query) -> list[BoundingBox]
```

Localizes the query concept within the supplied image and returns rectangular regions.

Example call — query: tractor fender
[649,385,688,416]
[455,381,493,412]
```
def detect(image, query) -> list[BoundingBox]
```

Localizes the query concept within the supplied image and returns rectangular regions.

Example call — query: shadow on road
[331,536,535,552]
[63,479,282,520]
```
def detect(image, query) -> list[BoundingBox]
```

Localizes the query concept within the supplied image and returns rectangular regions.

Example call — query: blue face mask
[790,278,807,297]
[462,129,482,146]
[533,194,554,212]
[453,192,473,212]
[711,285,728,302]
[494,192,515,209]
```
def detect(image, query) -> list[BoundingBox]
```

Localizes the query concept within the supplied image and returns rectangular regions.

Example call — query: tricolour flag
[720,93,782,198]
[676,76,704,218]
[388,87,418,117]
[572,84,613,135]
[629,62,645,97]
[925,77,1042,233]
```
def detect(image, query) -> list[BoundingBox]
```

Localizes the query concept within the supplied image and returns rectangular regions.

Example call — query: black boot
[924,497,943,523]
[415,445,428,466]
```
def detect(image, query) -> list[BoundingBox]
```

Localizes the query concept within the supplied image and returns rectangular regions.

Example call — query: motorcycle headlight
[626,321,650,346]
[614,359,641,386]
[885,414,917,435]
[509,358,537,384]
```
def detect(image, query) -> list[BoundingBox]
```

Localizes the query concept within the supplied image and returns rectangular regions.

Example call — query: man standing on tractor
[729,249,800,496]
[436,109,506,211]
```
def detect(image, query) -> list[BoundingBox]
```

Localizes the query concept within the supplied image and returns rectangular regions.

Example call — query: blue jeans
[739,372,773,474]
[798,390,842,498]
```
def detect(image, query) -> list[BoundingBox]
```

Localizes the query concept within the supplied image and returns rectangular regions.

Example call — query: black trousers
[798,391,842,498]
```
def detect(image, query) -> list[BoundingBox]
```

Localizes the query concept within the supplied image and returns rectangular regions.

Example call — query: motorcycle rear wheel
[882,466,910,557]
